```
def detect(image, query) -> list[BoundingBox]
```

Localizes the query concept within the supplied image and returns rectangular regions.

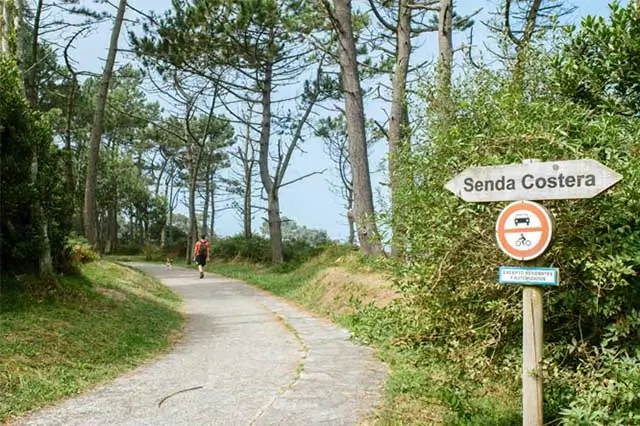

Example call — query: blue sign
[498,266,559,286]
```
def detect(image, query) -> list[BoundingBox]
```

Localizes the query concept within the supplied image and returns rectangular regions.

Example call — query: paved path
[14,263,386,426]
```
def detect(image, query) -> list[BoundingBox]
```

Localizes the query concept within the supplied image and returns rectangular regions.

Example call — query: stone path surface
[14,263,386,426]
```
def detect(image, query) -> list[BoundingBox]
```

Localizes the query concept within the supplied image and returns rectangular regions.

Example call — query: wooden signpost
[445,158,622,426]
[444,159,622,203]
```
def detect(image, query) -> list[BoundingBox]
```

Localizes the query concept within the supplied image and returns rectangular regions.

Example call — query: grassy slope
[209,249,397,322]
[207,252,519,426]
[0,261,184,424]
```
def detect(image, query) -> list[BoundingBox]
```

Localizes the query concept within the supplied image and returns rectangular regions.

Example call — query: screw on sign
[495,200,553,261]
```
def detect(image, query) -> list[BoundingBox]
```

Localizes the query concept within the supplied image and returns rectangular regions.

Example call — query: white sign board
[499,266,559,286]
[496,201,553,261]
[445,159,622,202]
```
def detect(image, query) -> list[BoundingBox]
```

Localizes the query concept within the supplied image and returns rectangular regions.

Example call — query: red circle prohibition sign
[495,200,553,261]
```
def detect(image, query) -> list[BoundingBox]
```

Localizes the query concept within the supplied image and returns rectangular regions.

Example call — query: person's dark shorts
[195,255,206,266]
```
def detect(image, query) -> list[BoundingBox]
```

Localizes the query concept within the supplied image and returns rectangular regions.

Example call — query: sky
[56,0,617,241]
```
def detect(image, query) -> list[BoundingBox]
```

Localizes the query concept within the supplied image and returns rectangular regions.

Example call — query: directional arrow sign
[445,159,622,202]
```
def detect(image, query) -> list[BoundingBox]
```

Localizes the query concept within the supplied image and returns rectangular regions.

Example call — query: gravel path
[14,263,386,426]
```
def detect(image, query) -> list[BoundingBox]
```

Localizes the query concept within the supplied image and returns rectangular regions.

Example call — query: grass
[210,262,323,298]
[0,261,184,424]
[206,252,520,426]
[208,251,396,323]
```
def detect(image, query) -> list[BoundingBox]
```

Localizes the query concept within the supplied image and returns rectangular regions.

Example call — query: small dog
[165,257,173,270]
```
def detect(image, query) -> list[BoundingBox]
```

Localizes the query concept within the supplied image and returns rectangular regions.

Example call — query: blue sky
[61,0,617,241]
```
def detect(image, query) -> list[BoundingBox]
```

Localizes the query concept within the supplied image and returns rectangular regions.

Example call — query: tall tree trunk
[185,234,191,264]
[137,217,144,245]
[128,210,134,242]
[12,0,24,76]
[388,0,411,258]
[242,121,254,240]
[503,0,542,91]
[437,0,453,116]
[0,0,10,55]
[110,204,118,253]
[329,0,382,256]
[202,163,210,237]
[210,175,216,238]
[160,225,166,248]
[25,0,43,106]
[17,0,53,275]
[104,202,117,254]
[161,166,171,248]
[154,158,167,197]
[31,157,53,274]
[267,191,284,263]
[74,148,85,234]
[243,169,252,239]
[257,58,284,263]
[83,0,127,248]
[104,143,118,254]
[64,79,76,196]
[347,191,355,246]
[188,170,198,258]
[167,166,175,244]
[63,35,80,199]
[143,215,150,260]
[186,144,201,264]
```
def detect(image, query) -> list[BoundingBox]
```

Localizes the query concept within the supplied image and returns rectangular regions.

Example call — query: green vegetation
[113,232,332,272]
[384,59,640,424]
[0,56,71,276]
[0,258,184,423]
[207,6,640,424]
[208,244,389,312]
[3,0,640,425]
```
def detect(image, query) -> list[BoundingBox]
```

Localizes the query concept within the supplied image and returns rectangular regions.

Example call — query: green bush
[0,57,73,274]
[282,238,327,265]
[211,235,272,263]
[115,241,145,256]
[208,234,327,265]
[162,238,188,258]
[378,50,640,422]
[64,234,100,266]
[111,239,187,260]
[552,345,640,425]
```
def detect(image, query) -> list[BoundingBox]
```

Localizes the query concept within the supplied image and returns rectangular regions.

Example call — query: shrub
[550,345,640,425]
[282,238,327,265]
[383,50,640,421]
[0,57,73,274]
[163,239,187,259]
[209,234,329,265]
[115,241,144,256]
[211,235,272,263]
[64,234,100,266]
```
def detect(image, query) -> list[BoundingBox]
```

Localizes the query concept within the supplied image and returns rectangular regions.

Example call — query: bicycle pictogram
[515,233,532,247]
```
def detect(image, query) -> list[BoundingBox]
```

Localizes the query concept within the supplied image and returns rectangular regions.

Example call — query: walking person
[193,235,210,279]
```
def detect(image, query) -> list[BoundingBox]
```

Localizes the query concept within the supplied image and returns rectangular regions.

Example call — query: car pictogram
[514,214,530,226]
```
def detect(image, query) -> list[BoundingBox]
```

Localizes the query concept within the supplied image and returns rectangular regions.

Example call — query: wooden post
[522,283,543,425]
[522,159,543,426]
